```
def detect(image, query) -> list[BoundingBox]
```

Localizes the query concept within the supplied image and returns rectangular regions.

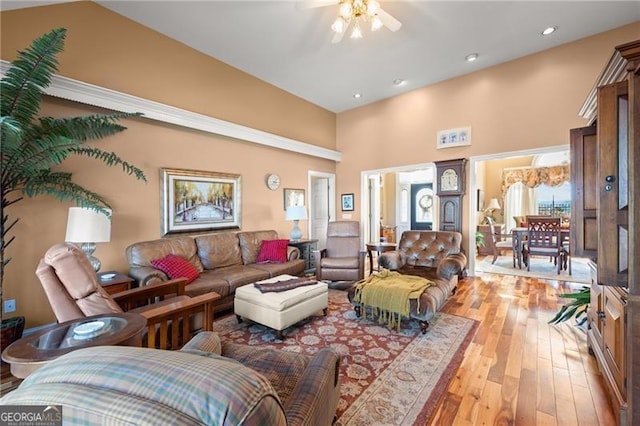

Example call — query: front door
[410,183,433,230]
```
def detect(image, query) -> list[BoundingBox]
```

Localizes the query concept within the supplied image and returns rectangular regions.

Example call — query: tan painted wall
[0,2,335,148]
[336,22,640,249]
[1,3,336,327]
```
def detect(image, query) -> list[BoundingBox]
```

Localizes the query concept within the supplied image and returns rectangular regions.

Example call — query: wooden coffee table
[1,312,146,378]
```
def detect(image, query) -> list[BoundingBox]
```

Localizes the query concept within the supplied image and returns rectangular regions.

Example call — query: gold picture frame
[161,168,241,235]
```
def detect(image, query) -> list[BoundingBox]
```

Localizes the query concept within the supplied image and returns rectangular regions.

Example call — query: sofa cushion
[257,239,290,263]
[184,273,231,298]
[204,265,269,293]
[247,260,305,278]
[195,233,243,269]
[238,230,279,265]
[126,236,204,272]
[151,254,200,284]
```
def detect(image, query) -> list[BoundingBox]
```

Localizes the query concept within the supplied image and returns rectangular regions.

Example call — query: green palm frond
[548,286,590,325]
[22,170,111,211]
[70,147,146,181]
[34,113,142,141]
[0,116,23,149]
[0,28,66,125]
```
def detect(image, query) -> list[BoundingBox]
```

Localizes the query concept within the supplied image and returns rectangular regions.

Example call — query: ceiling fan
[301,0,402,43]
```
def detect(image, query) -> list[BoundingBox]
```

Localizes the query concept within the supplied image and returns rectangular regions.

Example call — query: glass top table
[1,312,146,378]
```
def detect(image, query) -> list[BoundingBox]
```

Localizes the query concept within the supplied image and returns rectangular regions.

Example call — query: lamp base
[80,242,101,272]
[290,220,302,241]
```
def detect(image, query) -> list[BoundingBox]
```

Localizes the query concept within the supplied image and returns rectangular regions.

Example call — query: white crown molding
[578,50,628,125]
[0,60,342,162]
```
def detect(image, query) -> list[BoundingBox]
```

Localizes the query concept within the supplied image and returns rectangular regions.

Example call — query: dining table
[511,227,570,269]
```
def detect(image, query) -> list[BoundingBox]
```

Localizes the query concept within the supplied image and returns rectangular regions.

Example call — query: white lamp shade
[486,198,501,211]
[65,207,112,243]
[285,205,307,221]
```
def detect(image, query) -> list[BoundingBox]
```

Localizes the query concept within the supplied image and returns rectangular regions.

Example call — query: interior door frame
[467,144,570,276]
[308,170,336,246]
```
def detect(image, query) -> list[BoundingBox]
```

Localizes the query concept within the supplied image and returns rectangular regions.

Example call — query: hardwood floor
[431,272,615,425]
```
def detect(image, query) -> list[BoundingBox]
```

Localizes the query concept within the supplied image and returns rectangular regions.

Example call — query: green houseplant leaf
[0,28,147,318]
[548,286,590,325]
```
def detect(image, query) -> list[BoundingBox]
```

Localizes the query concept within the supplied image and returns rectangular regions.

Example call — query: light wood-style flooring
[430,271,615,425]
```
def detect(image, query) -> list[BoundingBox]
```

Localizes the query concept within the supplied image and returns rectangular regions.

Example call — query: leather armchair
[36,243,219,349]
[313,221,365,283]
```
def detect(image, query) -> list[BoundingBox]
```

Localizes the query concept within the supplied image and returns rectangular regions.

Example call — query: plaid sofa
[0,332,341,425]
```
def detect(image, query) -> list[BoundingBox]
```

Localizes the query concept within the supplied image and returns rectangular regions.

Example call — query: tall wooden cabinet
[573,39,639,425]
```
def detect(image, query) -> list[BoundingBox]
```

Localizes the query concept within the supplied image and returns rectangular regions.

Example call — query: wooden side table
[365,242,397,275]
[98,271,134,295]
[1,313,146,379]
[289,239,319,275]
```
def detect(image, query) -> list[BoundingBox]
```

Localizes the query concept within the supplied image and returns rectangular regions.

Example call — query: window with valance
[501,165,571,198]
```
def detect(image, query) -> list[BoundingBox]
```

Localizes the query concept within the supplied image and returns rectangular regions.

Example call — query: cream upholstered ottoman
[234,274,328,339]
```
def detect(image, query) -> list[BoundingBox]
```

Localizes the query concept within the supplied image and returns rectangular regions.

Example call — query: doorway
[361,164,435,248]
[308,171,336,250]
[468,145,571,276]
[410,183,434,230]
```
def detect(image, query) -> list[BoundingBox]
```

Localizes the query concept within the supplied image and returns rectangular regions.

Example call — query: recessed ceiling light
[353,93,362,99]
[393,79,406,86]
[541,26,557,36]
[465,53,478,62]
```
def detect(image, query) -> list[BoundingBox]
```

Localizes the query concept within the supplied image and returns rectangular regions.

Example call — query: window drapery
[501,165,570,198]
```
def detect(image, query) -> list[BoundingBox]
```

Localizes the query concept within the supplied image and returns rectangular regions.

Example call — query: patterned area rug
[213,289,478,425]
[476,255,590,284]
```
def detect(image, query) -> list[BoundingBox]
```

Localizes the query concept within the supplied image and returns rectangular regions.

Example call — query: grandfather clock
[434,158,467,232]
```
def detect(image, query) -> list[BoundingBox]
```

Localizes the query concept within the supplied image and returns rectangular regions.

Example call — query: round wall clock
[266,173,281,190]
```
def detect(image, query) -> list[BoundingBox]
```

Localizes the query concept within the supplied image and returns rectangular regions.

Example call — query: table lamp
[285,205,307,241]
[485,198,501,222]
[65,207,112,272]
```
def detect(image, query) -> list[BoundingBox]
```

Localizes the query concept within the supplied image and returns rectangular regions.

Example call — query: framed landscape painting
[161,168,241,235]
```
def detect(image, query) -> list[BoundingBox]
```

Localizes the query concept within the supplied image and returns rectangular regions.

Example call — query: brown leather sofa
[126,230,305,312]
[349,230,466,333]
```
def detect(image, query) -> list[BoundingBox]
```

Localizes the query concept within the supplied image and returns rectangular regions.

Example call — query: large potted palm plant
[0,28,146,344]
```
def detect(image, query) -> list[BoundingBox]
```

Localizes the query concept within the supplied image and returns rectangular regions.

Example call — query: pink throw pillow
[256,239,290,263]
[150,254,200,284]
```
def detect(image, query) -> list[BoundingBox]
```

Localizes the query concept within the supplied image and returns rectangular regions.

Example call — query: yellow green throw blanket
[353,269,433,331]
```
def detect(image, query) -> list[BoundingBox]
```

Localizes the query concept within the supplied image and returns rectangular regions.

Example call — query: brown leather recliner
[349,230,467,333]
[36,243,219,349]
[313,221,366,283]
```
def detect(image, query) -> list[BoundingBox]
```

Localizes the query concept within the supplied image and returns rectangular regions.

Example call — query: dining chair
[523,216,563,274]
[485,217,515,266]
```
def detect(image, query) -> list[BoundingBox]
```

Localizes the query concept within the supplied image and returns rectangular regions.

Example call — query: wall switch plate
[4,299,16,313]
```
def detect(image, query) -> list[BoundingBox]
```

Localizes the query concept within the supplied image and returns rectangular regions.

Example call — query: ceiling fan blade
[299,0,338,10]
[331,21,350,44]
[378,9,402,32]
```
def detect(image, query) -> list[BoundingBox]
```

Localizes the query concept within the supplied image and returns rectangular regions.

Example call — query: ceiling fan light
[339,2,352,19]
[351,22,363,39]
[371,15,383,31]
[367,0,380,16]
[331,17,346,33]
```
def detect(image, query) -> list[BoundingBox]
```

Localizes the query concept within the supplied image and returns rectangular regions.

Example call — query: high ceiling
[3,1,640,112]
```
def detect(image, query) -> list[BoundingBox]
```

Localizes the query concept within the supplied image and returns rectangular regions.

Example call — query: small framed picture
[436,127,472,149]
[341,193,354,211]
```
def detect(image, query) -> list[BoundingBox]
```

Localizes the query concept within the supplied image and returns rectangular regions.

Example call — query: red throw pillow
[150,254,200,284]
[256,239,290,263]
